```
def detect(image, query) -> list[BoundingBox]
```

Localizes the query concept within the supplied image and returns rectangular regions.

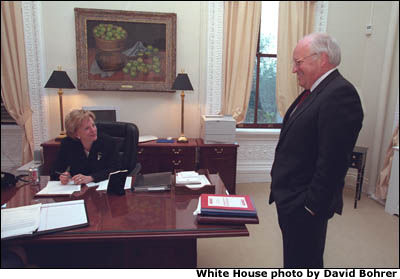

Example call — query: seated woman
[51,109,121,184]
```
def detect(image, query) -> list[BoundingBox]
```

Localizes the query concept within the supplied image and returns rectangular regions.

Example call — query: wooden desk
[350,146,368,208]
[41,138,239,193]
[1,174,248,268]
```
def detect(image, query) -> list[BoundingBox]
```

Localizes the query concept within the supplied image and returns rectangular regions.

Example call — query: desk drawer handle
[138,148,144,155]
[214,148,224,154]
[172,148,182,155]
[172,160,182,166]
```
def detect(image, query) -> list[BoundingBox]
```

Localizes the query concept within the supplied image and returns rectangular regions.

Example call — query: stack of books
[195,194,259,225]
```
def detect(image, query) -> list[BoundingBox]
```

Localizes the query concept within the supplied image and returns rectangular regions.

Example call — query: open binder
[1,200,89,240]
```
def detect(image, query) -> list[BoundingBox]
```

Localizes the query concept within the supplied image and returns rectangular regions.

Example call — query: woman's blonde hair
[65,109,96,139]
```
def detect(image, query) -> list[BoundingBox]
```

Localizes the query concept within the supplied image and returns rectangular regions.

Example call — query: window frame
[237,25,281,129]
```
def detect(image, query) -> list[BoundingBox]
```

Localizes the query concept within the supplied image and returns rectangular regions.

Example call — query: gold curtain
[1,1,34,164]
[276,1,315,117]
[221,1,261,123]
[375,124,399,199]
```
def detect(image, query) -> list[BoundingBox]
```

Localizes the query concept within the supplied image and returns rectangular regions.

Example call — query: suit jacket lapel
[277,70,341,147]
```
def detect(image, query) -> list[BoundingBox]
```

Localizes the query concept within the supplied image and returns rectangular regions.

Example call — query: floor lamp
[172,72,193,143]
[44,69,75,141]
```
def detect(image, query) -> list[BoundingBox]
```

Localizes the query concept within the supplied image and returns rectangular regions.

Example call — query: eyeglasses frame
[292,53,318,68]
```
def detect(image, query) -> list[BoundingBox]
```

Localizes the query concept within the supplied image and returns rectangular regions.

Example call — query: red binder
[200,194,257,217]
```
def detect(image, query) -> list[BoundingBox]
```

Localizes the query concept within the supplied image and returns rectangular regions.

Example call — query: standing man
[269,33,363,268]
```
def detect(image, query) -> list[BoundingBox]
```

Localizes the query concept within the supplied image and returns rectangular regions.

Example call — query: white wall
[40,1,207,140]
[327,1,399,193]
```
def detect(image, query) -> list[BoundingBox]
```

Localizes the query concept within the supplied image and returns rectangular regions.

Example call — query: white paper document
[207,196,248,208]
[1,200,88,239]
[38,200,87,232]
[86,176,132,191]
[193,197,202,216]
[1,203,42,239]
[176,171,211,189]
[36,181,81,196]
[139,135,158,143]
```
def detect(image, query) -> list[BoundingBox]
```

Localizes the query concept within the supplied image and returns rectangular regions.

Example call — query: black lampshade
[172,73,193,91]
[44,70,75,89]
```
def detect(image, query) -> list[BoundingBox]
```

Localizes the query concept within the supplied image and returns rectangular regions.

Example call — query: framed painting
[74,8,176,92]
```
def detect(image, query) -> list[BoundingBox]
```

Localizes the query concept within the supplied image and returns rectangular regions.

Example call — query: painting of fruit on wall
[75,8,176,92]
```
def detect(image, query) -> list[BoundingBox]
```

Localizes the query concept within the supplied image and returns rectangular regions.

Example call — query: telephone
[1,172,29,188]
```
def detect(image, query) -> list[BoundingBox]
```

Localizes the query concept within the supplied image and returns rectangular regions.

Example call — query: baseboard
[236,167,369,193]
[237,166,271,183]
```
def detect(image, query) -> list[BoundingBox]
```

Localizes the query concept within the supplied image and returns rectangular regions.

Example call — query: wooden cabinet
[137,139,197,174]
[197,139,239,194]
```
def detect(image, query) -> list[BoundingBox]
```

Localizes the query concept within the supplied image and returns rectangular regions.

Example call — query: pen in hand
[55,171,71,178]
[57,166,71,185]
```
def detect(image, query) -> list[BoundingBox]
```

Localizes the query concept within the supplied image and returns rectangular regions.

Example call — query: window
[1,96,16,125]
[238,1,282,128]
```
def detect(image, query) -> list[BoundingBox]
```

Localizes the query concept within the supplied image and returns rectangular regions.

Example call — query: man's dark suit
[269,69,363,267]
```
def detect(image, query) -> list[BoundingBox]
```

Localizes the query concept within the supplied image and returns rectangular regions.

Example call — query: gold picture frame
[74,8,176,92]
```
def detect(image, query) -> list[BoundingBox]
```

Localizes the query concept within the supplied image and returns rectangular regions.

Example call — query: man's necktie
[298,90,311,106]
[289,90,311,118]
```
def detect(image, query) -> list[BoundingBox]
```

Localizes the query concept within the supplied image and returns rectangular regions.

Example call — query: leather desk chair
[96,121,140,175]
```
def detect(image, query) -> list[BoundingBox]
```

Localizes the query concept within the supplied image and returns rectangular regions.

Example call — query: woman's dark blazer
[50,132,121,182]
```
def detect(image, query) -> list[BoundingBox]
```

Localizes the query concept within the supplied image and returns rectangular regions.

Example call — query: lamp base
[177,135,188,143]
[55,132,67,142]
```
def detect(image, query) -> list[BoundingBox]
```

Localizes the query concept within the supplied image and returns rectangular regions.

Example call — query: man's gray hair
[307,33,341,66]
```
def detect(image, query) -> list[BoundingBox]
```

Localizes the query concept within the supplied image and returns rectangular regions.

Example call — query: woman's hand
[71,174,94,185]
[59,172,71,185]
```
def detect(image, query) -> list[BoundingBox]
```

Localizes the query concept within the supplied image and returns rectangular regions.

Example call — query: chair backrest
[95,121,139,174]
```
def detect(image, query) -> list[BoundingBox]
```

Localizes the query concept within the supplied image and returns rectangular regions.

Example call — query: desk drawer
[137,146,196,174]
[198,144,238,194]
[199,146,236,158]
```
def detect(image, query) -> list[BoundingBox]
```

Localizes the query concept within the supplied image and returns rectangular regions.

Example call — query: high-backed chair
[95,121,140,175]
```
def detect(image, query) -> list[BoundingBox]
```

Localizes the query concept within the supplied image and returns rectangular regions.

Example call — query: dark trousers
[277,205,328,268]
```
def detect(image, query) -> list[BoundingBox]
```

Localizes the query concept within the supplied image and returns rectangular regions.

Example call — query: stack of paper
[139,135,158,143]
[35,181,81,197]
[175,171,210,189]
[200,115,236,144]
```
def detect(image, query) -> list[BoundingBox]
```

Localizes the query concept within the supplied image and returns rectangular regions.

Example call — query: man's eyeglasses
[292,53,318,67]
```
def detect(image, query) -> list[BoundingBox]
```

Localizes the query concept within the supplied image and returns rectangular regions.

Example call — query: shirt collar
[310,68,337,92]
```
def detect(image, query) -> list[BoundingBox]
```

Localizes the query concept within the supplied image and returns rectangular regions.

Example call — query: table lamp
[44,67,75,141]
[172,71,193,143]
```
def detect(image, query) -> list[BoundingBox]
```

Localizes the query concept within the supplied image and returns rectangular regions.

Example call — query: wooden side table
[350,146,368,208]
